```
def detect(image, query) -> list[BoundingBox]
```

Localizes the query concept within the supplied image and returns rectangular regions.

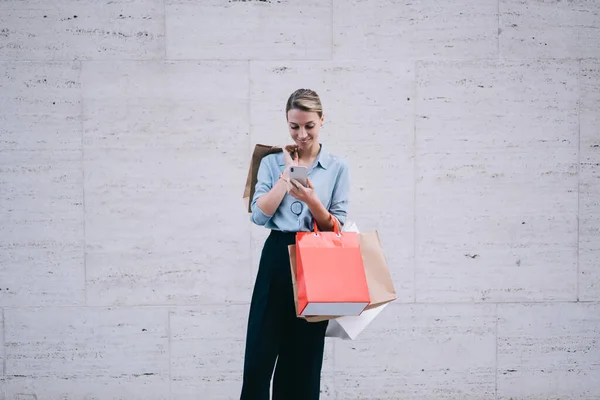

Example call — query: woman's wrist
[278,169,289,184]
[309,203,336,231]
[305,193,324,214]
[275,174,288,190]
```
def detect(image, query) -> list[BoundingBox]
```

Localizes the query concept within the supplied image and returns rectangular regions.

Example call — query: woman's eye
[306,125,314,129]
[291,126,299,130]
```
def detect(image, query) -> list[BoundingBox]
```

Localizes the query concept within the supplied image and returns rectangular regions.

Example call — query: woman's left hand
[288,178,318,205]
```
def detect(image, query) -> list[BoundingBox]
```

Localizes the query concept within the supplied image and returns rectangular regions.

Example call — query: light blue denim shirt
[250,144,350,232]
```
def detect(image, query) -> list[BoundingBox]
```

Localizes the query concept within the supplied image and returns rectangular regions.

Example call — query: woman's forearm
[256,177,288,216]
[306,196,336,231]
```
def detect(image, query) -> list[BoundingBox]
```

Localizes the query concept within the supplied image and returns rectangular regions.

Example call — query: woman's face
[287,109,324,150]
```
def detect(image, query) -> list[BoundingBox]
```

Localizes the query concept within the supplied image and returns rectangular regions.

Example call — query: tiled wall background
[1,0,599,399]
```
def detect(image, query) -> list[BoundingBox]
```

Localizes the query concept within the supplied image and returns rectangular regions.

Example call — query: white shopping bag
[326,302,388,340]
[325,219,394,340]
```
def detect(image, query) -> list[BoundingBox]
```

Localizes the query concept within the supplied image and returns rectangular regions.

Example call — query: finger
[290,179,300,190]
[292,179,307,190]
[306,178,314,189]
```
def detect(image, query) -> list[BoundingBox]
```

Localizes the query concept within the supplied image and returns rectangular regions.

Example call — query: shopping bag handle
[312,214,341,236]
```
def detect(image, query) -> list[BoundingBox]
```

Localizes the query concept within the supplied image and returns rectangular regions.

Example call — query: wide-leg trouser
[240,229,328,400]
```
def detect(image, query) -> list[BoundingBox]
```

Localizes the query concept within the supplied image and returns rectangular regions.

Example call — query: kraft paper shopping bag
[358,230,396,310]
[325,220,397,339]
[243,144,282,213]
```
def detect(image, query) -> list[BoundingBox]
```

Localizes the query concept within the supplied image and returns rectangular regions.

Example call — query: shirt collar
[278,144,330,170]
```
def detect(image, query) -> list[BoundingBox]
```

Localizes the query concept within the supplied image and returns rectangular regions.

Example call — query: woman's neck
[297,143,321,166]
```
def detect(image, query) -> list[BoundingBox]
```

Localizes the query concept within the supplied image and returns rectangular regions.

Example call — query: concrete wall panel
[500,0,600,59]
[82,61,252,306]
[497,302,600,399]
[0,0,165,61]
[166,0,331,60]
[3,307,169,399]
[0,150,84,306]
[580,60,600,301]
[170,305,247,399]
[415,60,579,302]
[335,304,497,400]
[333,0,498,61]
[0,61,81,151]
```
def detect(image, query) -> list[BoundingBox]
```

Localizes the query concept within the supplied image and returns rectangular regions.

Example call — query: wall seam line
[576,58,582,301]
[80,59,87,306]
[163,0,168,60]
[497,0,501,59]
[6,56,589,63]
[168,308,172,400]
[2,307,6,379]
[330,0,334,60]
[494,303,499,400]
[413,61,419,303]
[0,300,596,310]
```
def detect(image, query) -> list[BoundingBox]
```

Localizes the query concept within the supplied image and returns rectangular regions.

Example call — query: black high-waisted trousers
[240,229,328,400]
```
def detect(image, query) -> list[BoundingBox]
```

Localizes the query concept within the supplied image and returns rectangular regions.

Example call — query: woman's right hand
[282,145,299,176]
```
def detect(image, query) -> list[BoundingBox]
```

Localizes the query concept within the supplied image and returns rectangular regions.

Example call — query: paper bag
[288,244,341,323]
[288,221,396,327]
[243,144,283,213]
[325,303,389,340]
[357,230,396,310]
[325,221,396,339]
[295,222,370,317]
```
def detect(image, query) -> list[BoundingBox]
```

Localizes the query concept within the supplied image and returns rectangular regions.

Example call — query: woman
[241,89,350,400]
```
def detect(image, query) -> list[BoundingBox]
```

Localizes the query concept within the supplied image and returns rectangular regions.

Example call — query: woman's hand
[287,177,335,231]
[281,145,299,181]
[288,177,318,206]
[282,145,299,173]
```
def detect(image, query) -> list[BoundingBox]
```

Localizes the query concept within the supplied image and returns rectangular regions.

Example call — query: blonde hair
[285,89,323,119]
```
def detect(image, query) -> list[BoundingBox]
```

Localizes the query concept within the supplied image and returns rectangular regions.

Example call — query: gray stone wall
[0,0,599,399]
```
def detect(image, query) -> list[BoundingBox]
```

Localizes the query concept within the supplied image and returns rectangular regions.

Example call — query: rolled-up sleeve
[328,160,350,226]
[250,157,274,226]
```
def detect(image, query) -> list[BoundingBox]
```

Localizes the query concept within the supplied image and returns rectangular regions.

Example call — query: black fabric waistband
[267,230,299,247]
[268,230,297,239]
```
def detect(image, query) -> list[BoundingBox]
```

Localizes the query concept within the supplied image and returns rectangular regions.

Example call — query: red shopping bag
[295,220,370,316]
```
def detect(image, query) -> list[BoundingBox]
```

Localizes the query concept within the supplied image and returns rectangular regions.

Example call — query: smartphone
[289,166,308,187]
